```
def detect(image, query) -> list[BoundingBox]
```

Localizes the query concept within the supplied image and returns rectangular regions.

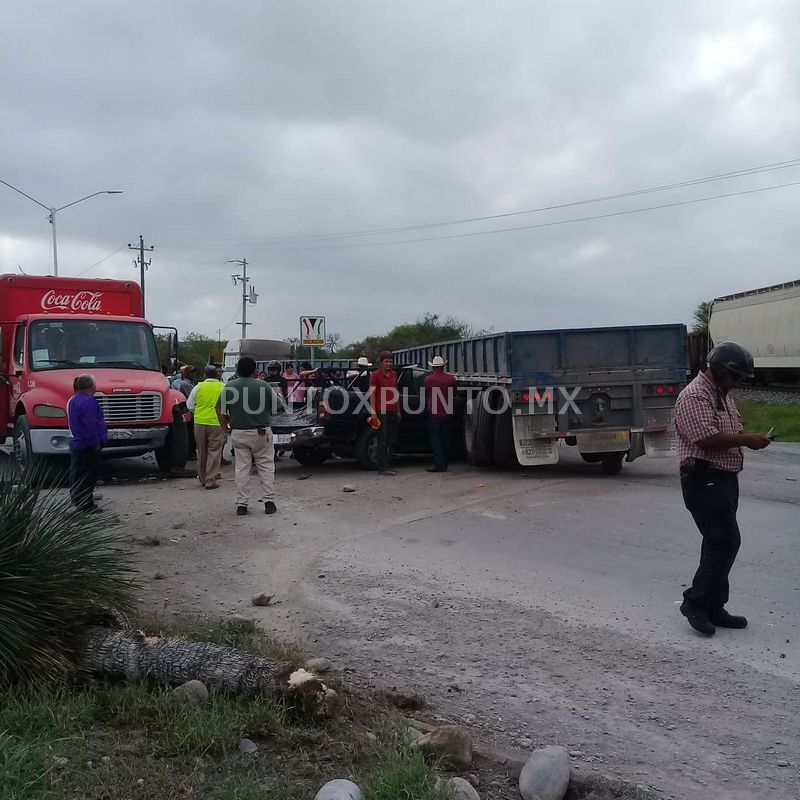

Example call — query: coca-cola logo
[41,290,103,312]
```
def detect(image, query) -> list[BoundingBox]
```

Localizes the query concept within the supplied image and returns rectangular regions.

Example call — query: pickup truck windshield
[29,320,160,372]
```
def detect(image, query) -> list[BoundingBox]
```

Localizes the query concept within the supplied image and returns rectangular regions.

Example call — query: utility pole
[228,258,258,340]
[128,235,154,316]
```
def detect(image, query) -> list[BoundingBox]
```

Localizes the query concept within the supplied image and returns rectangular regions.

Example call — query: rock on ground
[314,778,363,800]
[251,592,275,606]
[227,615,257,632]
[170,680,208,708]
[417,725,473,770]
[306,657,332,673]
[447,776,481,800]
[238,738,258,755]
[519,746,570,800]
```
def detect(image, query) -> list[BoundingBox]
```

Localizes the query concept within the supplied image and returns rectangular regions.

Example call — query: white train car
[709,279,800,381]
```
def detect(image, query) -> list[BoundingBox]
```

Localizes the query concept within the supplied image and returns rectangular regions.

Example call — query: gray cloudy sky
[2,0,799,346]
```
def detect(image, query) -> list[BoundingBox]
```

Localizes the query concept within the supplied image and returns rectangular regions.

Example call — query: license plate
[274,434,291,445]
[576,430,630,452]
[107,429,134,440]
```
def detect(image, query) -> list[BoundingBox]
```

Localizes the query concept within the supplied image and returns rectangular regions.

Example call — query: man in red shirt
[424,355,457,472]
[674,341,771,636]
[368,351,400,475]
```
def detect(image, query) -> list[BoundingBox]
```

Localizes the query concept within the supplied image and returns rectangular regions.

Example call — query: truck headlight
[34,404,67,418]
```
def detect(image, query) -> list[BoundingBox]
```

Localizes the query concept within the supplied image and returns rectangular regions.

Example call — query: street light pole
[1,179,123,276]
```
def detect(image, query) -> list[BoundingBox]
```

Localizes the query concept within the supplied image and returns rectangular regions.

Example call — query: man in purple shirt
[67,373,107,512]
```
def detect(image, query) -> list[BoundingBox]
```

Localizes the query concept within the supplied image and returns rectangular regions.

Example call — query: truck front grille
[95,392,162,423]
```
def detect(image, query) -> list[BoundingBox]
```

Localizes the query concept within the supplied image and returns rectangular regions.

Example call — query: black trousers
[680,466,741,611]
[377,413,398,472]
[428,416,452,470]
[70,446,100,510]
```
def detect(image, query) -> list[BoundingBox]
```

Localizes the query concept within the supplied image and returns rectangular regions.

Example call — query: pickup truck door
[396,367,430,453]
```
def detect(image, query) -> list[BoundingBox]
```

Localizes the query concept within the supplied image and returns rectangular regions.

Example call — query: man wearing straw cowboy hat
[424,355,457,472]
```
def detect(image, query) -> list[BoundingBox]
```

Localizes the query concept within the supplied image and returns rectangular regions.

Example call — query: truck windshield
[29,320,160,372]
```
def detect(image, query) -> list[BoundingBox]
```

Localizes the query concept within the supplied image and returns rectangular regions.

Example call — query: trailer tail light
[520,390,552,402]
[318,401,330,419]
[645,384,679,396]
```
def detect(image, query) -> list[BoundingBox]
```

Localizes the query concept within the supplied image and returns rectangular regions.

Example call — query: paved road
[4,444,799,798]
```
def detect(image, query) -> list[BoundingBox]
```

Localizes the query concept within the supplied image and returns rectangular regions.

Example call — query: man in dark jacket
[67,373,107,512]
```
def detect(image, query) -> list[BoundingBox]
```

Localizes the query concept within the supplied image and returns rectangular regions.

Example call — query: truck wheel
[601,451,625,475]
[580,452,603,464]
[493,408,518,468]
[355,427,379,470]
[470,391,495,466]
[293,446,329,467]
[13,415,57,484]
[155,414,189,472]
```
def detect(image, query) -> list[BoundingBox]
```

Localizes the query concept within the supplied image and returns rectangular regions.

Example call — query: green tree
[692,300,713,333]
[340,313,485,359]
[157,332,227,372]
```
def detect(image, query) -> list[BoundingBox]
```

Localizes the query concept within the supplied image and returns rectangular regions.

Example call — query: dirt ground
[76,444,799,800]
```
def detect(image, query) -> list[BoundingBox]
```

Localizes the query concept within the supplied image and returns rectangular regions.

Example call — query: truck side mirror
[167,332,178,360]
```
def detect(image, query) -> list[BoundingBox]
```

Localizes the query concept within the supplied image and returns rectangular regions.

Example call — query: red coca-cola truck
[0,274,188,478]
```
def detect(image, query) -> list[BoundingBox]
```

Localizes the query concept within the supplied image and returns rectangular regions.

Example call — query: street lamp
[1,179,123,276]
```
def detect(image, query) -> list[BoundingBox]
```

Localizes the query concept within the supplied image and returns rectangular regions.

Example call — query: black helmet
[707,341,755,380]
[267,360,281,371]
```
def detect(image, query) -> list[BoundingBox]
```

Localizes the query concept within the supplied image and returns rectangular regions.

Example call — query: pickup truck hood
[270,406,317,432]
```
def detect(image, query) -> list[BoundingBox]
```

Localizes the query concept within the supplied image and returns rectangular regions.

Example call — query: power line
[159,156,800,248]
[163,178,800,254]
[75,245,128,276]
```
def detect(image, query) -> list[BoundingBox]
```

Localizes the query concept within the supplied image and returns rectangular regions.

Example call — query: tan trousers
[194,424,226,487]
[231,428,275,507]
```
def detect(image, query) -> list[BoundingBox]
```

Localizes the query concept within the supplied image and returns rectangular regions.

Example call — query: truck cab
[0,274,188,479]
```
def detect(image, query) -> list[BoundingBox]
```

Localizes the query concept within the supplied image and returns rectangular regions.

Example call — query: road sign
[300,315,326,346]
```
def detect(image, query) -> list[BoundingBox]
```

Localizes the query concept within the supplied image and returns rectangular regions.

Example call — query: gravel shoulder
[47,444,800,800]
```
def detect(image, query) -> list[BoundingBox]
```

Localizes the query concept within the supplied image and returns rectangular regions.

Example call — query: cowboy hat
[356,357,372,367]
[428,355,446,367]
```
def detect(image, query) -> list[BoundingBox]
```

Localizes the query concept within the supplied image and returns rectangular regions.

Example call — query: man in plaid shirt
[674,341,772,636]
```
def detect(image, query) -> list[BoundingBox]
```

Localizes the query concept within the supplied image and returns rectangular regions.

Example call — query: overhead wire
[158,156,800,248]
[162,178,800,254]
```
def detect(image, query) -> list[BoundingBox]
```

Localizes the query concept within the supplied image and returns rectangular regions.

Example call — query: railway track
[732,384,800,405]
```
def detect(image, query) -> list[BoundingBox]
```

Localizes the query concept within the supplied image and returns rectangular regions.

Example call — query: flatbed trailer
[393,324,687,472]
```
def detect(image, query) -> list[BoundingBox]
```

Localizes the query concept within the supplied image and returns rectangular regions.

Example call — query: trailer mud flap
[512,415,558,466]
[644,427,678,458]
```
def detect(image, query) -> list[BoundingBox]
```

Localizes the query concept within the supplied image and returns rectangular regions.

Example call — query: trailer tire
[13,415,57,484]
[601,451,625,475]
[355,427,379,470]
[470,392,495,466]
[293,446,329,467]
[580,452,603,464]
[493,408,518,468]
[155,414,189,472]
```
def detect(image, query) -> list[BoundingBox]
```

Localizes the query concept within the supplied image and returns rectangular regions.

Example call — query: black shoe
[264,501,277,515]
[378,469,398,476]
[236,506,248,516]
[709,608,748,628]
[680,602,715,636]
[426,466,443,473]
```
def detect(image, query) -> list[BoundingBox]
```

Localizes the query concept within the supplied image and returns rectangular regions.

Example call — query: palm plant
[0,473,137,687]
[0,475,337,715]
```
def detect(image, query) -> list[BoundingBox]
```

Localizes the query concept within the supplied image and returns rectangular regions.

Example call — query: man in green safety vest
[187,365,226,489]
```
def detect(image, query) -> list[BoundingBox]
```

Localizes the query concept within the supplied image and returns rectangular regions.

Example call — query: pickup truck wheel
[355,427,379,470]
[470,392,496,466]
[13,415,57,484]
[493,408,518,468]
[154,414,189,472]
[601,451,625,475]
[293,446,329,467]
